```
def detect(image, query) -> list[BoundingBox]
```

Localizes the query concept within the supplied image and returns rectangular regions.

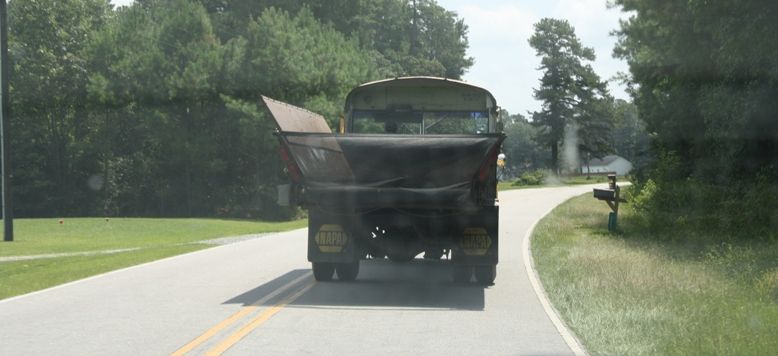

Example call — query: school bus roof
[345,77,497,112]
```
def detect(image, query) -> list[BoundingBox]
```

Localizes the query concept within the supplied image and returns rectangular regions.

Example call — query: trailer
[266,77,504,284]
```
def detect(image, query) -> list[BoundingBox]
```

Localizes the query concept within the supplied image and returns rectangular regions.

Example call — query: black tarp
[263,95,504,209]
[281,133,504,209]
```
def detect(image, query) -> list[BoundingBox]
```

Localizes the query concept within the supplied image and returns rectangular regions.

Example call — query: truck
[266,77,504,284]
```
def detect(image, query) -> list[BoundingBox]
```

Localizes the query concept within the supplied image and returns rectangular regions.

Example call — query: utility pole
[1,0,13,242]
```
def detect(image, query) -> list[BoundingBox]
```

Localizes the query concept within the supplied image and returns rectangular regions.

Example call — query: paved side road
[0,185,600,355]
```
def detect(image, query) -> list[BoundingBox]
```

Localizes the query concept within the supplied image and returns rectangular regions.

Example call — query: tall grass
[532,195,778,355]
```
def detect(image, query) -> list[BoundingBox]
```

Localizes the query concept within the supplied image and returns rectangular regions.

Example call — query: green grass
[498,175,613,191]
[532,195,778,355]
[0,218,306,257]
[0,218,307,299]
[0,245,204,299]
[560,175,611,185]
[498,181,526,191]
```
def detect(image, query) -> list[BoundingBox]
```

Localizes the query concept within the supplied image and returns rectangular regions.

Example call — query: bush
[626,171,778,241]
[512,169,547,186]
[629,178,656,215]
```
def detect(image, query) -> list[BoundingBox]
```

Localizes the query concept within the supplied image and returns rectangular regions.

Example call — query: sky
[436,0,630,115]
[110,0,630,115]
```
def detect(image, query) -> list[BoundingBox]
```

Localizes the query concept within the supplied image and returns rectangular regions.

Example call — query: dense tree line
[609,99,649,175]
[500,101,645,179]
[8,0,473,218]
[614,0,778,238]
[499,110,548,176]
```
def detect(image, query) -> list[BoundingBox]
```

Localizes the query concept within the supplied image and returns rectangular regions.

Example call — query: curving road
[0,185,600,355]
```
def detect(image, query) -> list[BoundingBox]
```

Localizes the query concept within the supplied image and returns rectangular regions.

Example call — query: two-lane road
[0,185,598,355]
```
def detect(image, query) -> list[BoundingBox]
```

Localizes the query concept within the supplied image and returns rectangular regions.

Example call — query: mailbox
[593,174,624,232]
[593,188,616,201]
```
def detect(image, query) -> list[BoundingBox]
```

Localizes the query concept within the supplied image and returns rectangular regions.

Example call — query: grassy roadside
[498,175,612,191]
[0,218,307,300]
[532,194,778,355]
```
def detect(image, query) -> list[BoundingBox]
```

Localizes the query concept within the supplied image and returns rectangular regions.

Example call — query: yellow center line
[172,272,312,356]
[206,281,316,356]
[171,308,255,356]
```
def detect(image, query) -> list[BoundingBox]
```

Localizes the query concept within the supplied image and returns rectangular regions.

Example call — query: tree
[85,2,384,218]
[8,0,476,218]
[87,0,226,216]
[610,99,649,171]
[575,73,614,170]
[613,0,778,183]
[408,0,473,78]
[195,0,474,79]
[9,0,111,216]
[500,110,548,175]
[613,0,778,237]
[529,18,612,173]
[217,7,382,218]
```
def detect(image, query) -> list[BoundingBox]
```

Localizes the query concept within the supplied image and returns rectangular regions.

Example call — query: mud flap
[453,206,499,266]
[307,209,358,264]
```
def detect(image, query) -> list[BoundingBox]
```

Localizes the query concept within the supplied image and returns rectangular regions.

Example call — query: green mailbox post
[593,174,625,232]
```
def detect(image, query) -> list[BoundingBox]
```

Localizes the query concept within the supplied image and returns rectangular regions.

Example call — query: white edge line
[522,195,588,356]
[0,228,308,305]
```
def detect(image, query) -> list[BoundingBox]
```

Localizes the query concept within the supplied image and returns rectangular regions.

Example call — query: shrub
[627,173,778,241]
[512,169,547,186]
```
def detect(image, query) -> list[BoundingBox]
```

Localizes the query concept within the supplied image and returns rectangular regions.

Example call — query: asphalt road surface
[0,185,601,355]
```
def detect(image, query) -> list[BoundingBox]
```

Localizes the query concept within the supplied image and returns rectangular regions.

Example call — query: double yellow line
[173,273,314,356]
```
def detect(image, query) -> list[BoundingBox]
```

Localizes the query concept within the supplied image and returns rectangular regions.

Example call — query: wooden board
[262,96,332,133]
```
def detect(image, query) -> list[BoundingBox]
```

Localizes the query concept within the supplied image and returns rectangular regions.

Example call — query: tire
[451,265,473,283]
[474,265,496,285]
[335,261,360,281]
[312,262,335,281]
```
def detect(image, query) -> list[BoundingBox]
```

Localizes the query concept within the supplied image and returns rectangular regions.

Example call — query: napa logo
[461,227,491,256]
[315,224,349,253]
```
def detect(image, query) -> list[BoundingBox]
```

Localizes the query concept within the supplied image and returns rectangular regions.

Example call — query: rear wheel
[335,261,360,281]
[452,265,473,283]
[312,262,335,281]
[474,265,496,285]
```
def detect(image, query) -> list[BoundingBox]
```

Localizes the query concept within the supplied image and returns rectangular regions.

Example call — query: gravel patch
[0,248,142,263]
[200,233,276,246]
[0,233,281,263]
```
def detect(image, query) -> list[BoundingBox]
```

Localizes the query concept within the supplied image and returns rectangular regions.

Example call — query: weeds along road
[0,185,602,356]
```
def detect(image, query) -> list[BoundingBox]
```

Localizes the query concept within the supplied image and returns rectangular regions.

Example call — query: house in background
[581,155,633,176]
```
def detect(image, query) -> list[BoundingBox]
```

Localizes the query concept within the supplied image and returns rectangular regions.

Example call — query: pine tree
[529,18,612,173]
